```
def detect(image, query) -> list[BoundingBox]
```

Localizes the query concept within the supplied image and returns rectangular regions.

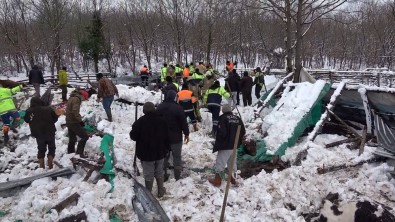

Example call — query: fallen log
[317,158,383,174]
[325,138,359,148]
[51,192,80,213]
[58,211,87,222]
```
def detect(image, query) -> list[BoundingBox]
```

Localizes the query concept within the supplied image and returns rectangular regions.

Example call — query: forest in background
[0,0,394,79]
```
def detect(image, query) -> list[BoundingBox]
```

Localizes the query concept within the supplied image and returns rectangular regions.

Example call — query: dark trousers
[67,123,89,155]
[60,85,68,101]
[236,90,240,105]
[36,136,56,159]
[255,85,262,99]
[208,105,220,134]
[242,91,252,106]
[141,75,149,86]
[185,110,197,124]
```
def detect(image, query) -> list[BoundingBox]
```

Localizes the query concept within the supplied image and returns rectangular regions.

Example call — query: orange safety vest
[177,90,197,103]
[183,68,190,78]
[140,67,149,73]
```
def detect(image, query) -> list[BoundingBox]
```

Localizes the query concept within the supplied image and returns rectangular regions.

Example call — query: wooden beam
[327,109,362,139]
[51,192,80,213]
[317,158,383,174]
[58,211,87,222]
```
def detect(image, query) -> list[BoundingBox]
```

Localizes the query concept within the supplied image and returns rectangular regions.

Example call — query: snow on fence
[270,69,395,87]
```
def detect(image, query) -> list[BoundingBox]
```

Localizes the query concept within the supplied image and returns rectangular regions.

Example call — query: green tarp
[239,83,330,163]
[99,134,116,192]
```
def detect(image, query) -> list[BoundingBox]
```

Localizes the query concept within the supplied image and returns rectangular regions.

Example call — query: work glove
[184,136,190,144]
[80,121,85,127]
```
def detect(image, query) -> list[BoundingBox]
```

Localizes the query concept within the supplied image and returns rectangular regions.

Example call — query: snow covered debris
[262,80,327,150]
[0,74,394,221]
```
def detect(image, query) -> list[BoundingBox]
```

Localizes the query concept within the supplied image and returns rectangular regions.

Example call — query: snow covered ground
[0,74,394,221]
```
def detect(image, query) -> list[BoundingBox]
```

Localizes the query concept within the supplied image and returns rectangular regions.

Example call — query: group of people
[224,62,266,107]
[130,61,261,197]
[1,62,258,199]
[0,65,119,169]
[130,96,245,198]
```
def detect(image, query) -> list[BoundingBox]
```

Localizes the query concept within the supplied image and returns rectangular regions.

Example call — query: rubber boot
[144,179,154,192]
[38,158,45,169]
[174,167,182,181]
[47,155,54,169]
[193,123,198,132]
[156,177,166,198]
[3,132,9,144]
[106,110,113,122]
[208,173,222,187]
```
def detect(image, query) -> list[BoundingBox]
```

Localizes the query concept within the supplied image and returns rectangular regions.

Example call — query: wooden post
[220,125,241,222]
[377,72,381,87]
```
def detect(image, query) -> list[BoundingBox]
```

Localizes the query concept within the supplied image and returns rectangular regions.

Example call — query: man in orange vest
[177,84,198,131]
[182,64,190,83]
[140,65,150,87]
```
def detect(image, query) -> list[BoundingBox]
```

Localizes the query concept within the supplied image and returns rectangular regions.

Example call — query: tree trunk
[294,0,304,83]
[285,0,293,73]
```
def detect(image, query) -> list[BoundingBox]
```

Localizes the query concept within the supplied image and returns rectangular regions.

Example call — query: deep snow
[0,74,394,222]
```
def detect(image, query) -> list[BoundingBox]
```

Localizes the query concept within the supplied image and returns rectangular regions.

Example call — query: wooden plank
[51,192,80,213]
[58,211,87,222]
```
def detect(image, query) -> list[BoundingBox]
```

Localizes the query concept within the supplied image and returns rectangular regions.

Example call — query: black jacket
[29,66,44,84]
[24,97,58,138]
[213,112,245,153]
[157,90,189,143]
[162,83,178,97]
[225,72,240,92]
[130,112,170,161]
[239,76,253,94]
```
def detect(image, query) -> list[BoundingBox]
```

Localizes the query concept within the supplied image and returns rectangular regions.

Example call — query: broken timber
[70,157,104,181]
[325,138,360,148]
[0,167,75,198]
[51,192,80,213]
[328,109,362,140]
[317,157,383,174]
[58,211,87,222]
